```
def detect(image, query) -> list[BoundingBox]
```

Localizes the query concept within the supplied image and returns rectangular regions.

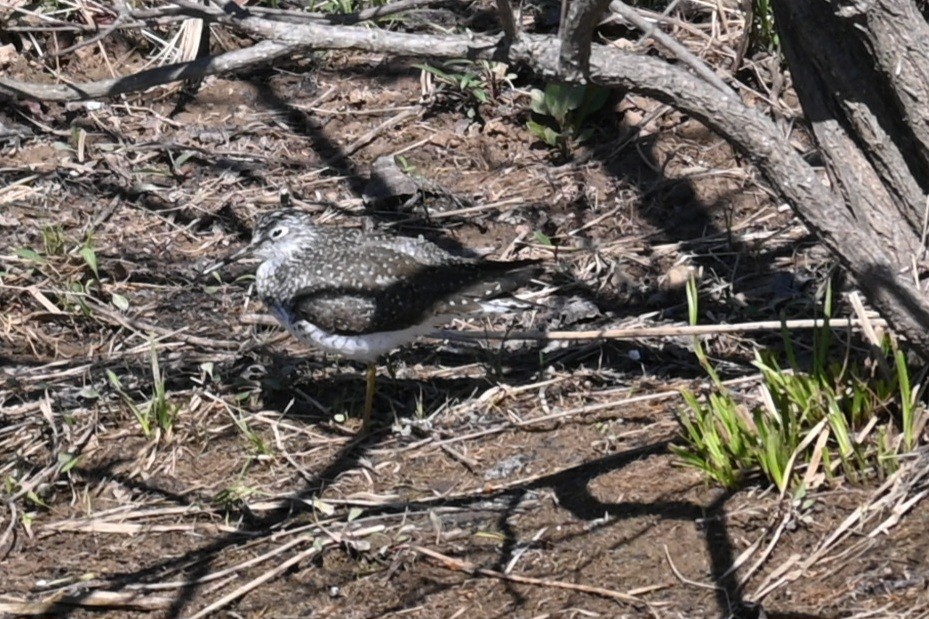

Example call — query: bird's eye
[269,226,288,239]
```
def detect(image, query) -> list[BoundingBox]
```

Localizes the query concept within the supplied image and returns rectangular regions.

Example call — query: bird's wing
[288,243,538,335]
[358,231,460,266]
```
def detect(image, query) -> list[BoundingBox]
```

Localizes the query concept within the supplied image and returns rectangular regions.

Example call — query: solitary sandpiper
[205,209,539,432]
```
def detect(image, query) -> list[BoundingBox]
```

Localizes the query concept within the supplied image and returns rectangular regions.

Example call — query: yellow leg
[362,363,376,432]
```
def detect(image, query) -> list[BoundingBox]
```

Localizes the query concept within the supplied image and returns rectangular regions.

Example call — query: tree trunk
[769,0,929,352]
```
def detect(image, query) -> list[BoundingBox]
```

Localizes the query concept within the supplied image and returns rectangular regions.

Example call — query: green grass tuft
[675,277,928,493]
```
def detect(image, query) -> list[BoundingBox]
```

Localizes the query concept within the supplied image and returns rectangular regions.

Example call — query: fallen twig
[0,591,173,615]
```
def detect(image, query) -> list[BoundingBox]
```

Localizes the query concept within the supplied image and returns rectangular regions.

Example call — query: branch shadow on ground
[58,438,760,618]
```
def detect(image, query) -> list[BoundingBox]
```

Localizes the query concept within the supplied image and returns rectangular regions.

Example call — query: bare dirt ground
[2,26,929,619]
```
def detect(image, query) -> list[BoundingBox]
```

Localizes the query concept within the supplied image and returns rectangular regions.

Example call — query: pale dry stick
[50,504,214,526]
[434,316,888,342]
[438,442,480,471]
[409,544,661,614]
[0,174,40,200]
[869,488,929,538]
[270,419,318,483]
[389,134,434,159]
[240,315,886,343]
[406,424,505,449]
[867,457,929,538]
[504,526,547,574]
[342,107,423,157]
[186,537,323,619]
[243,0,447,25]
[127,533,312,592]
[732,509,793,588]
[81,297,241,350]
[0,591,173,615]
[609,0,734,95]
[248,409,345,443]
[8,421,94,504]
[774,417,830,501]
[429,372,766,449]
[799,426,831,491]
[47,521,237,535]
[54,2,131,56]
[663,545,721,591]
[847,291,886,349]
[751,457,928,600]
[200,390,347,444]
[568,205,622,237]
[306,104,421,116]
[0,502,17,556]
[426,197,525,220]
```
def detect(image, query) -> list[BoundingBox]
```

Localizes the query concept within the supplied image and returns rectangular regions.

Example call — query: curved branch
[608,0,734,95]
[0,40,292,100]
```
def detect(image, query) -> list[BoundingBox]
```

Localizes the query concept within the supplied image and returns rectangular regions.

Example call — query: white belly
[267,302,434,363]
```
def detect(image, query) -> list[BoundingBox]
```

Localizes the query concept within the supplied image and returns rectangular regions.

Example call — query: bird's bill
[200,245,253,277]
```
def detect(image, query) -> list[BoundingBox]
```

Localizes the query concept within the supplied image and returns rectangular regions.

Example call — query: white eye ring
[269,226,288,239]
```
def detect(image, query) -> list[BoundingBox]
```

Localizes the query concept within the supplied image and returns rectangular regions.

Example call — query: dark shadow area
[22,430,767,618]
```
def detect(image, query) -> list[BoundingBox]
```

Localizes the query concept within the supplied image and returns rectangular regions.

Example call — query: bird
[205,208,540,432]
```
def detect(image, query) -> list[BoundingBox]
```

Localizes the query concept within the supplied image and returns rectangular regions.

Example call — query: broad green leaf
[15,247,45,263]
[533,231,554,247]
[80,246,99,278]
[529,88,548,115]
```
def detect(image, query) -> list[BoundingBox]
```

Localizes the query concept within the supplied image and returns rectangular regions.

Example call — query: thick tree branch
[0,40,292,100]
[861,0,929,170]
[772,0,929,236]
[608,0,734,95]
[495,0,518,41]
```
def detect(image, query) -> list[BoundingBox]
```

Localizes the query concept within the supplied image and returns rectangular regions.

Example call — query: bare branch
[495,0,518,41]
[0,40,292,100]
[608,0,734,95]
[558,0,612,82]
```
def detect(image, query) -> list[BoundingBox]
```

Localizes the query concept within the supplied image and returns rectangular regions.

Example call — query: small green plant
[674,277,928,493]
[78,236,99,282]
[418,60,515,119]
[16,227,111,315]
[41,225,66,256]
[418,60,490,114]
[106,341,177,438]
[225,408,271,455]
[147,342,176,433]
[750,0,779,52]
[306,0,388,14]
[213,483,257,513]
[526,82,609,151]
[396,155,416,174]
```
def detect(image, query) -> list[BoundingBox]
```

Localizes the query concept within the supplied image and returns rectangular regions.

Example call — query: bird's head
[202,209,316,276]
